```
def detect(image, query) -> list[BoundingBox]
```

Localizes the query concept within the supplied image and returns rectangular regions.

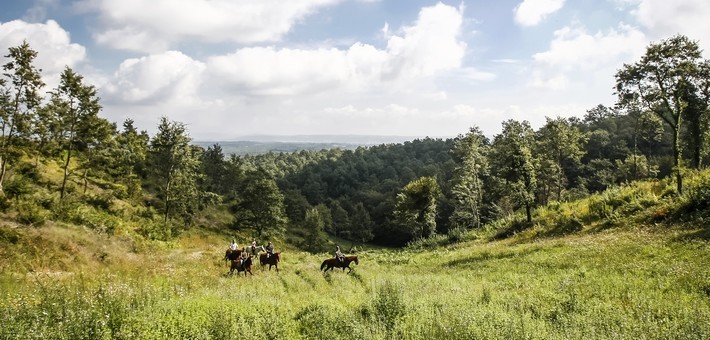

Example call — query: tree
[200,143,228,195]
[536,117,587,202]
[0,41,44,194]
[114,119,149,197]
[490,120,538,223]
[615,35,709,194]
[393,176,441,240]
[302,207,329,253]
[51,67,102,199]
[233,170,287,239]
[329,199,350,237]
[349,202,374,247]
[449,126,488,229]
[147,117,201,230]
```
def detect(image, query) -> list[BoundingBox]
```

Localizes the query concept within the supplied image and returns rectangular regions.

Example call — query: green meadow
[1,207,708,339]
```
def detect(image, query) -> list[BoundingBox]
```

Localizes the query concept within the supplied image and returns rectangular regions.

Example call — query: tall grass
[1,226,708,339]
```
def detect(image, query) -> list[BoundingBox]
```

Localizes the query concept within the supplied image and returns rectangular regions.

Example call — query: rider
[251,238,257,255]
[335,245,344,262]
[266,241,274,259]
[229,239,238,251]
[239,249,248,266]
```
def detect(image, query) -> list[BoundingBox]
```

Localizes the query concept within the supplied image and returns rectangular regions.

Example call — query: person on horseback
[266,241,274,259]
[229,239,238,251]
[335,245,344,262]
[251,238,257,255]
[239,249,248,267]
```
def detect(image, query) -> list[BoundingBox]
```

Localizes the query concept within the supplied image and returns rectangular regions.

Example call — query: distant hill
[193,135,442,155]
[192,140,362,155]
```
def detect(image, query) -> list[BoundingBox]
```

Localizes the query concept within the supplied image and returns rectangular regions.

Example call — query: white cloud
[383,2,466,78]
[87,0,341,52]
[93,3,484,139]
[514,0,565,26]
[205,3,468,97]
[102,51,206,104]
[530,24,647,89]
[0,19,86,88]
[23,0,59,22]
[630,0,710,49]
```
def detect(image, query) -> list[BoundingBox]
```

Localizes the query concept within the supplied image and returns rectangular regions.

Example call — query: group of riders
[228,238,275,267]
[227,239,347,266]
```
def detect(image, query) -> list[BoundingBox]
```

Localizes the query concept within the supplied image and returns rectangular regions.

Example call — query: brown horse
[230,256,253,276]
[320,255,359,273]
[225,248,243,263]
[259,252,281,272]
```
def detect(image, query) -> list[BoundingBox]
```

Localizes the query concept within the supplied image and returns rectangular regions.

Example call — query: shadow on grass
[491,220,533,240]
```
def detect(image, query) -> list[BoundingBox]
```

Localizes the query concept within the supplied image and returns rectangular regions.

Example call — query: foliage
[449,126,489,229]
[393,176,442,240]
[232,170,288,239]
[615,34,710,194]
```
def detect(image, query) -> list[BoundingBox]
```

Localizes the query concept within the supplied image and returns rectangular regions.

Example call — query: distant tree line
[1,35,708,247]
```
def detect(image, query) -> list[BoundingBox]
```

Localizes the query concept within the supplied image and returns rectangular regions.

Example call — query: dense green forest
[0,35,709,250]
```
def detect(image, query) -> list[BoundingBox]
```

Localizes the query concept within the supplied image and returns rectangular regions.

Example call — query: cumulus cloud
[514,0,565,26]
[86,0,341,52]
[529,24,647,89]
[205,2,468,97]
[383,3,466,78]
[630,0,710,49]
[0,19,86,82]
[102,51,206,104]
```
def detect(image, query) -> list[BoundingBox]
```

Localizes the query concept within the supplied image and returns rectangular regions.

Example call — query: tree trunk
[672,125,683,195]
[60,146,73,199]
[525,203,532,223]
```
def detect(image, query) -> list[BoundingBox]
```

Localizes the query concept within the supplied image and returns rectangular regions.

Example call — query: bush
[16,201,49,226]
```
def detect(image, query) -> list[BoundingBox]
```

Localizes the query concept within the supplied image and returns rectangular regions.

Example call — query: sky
[1,0,709,141]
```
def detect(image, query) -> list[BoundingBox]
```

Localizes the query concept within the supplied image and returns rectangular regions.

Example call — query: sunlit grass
[1,224,708,339]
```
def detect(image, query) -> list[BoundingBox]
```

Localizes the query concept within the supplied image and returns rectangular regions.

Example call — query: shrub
[16,201,49,226]
[369,280,406,332]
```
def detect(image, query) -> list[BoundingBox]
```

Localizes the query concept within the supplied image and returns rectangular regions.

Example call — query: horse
[259,252,281,272]
[245,245,265,257]
[225,248,243,263]
[320,255,359,273]
[230,255,253,276]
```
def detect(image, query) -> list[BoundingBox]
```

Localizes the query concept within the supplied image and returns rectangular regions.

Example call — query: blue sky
[1,0,709,140]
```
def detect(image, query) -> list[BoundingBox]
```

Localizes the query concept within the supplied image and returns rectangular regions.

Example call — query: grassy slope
[0,171,709,338]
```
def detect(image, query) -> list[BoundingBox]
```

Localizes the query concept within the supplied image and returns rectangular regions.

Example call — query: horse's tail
[320,260,327,271]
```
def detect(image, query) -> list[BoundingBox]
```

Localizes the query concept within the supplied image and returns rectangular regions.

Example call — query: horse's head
[275,252,281,262]
[354,255,359,265]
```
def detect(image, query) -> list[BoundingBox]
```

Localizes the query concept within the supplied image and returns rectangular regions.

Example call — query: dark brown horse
[259,252,281,272]
[230,256,253,276]
[320,255,358,273]
[225,248,243,263]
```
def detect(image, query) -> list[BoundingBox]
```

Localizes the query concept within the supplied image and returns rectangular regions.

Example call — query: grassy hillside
[0,171,709,338]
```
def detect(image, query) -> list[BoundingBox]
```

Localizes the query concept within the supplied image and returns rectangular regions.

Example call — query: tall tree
[200,143,228,195]
[393,176,441,240]
[302,207,329,253]
[536,117,587,202]
[52,67,101,199]
[232,170,287,239]
[615,35,709,194]
[0,41,44,194]
[449,126,489,229]
[114,119,149,195]
[490,119,538,223]
[349,202,374,247]
[148,117,201,229]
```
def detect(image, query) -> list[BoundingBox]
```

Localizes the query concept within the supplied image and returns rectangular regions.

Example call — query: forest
[0,35,709,249]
